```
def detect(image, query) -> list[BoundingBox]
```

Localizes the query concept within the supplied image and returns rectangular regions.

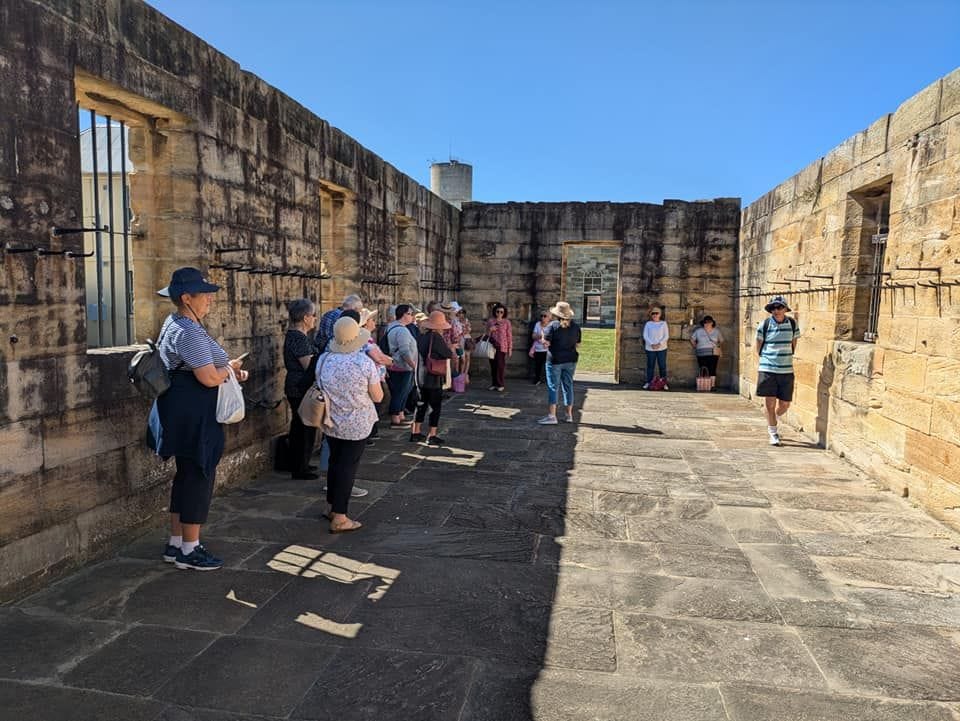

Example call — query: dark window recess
[847,181,891,343]
[78,107,135,347]
[583,271,603,293]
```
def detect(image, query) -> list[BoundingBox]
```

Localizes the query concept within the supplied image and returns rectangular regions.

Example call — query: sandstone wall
[739,68,960,522]
[0,0,459,599]
[459,200,741,385]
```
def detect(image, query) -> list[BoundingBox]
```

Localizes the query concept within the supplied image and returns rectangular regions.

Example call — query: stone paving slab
[7,381,960,719]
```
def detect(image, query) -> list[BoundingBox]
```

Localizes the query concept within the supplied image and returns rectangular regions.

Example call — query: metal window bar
[864,232,888,342]
[80,108,134,347]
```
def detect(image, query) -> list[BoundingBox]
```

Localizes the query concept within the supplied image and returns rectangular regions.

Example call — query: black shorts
[757,371,794,402]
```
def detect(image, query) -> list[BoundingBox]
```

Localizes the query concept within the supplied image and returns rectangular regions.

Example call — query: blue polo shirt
[756,317,800,374]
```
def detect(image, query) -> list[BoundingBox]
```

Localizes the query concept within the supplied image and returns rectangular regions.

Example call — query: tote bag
[216,367,246,424]
[696,367,711,392]
[474,335,496,360]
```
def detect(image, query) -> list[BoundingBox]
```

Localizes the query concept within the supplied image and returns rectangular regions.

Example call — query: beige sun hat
[328,316,371,354]
[359,308,377,326]
[549,301,575,320]
[413,311,429,323]
[423,310,452,331]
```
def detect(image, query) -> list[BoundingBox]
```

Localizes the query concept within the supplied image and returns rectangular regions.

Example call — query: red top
[485,318,513,355]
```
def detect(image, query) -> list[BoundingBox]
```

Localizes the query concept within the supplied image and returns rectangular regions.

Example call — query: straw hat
[438,301,455,313]
[423,310,452,331]
[359,308,377,326]
[549,301,575,320]
[328,317,370,354]
[414,312,428,323]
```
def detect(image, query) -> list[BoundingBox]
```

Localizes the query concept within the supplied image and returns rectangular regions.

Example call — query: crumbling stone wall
[0,0,458,599]
[739,68,960,521]
[459,200,741,384]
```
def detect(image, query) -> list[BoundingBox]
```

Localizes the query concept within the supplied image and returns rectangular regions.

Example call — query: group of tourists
[149,266,799,571]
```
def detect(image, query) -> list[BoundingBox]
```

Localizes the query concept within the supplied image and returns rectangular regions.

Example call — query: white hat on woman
[549,301,575,320]
[328,317,370,354]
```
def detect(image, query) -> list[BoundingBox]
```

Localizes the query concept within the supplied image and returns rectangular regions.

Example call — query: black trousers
[170,456,216,524]
[405,383,419,414]
[325,436,367,514]
[416,386,444,428]
[286,395,318,475]
[697,354,720,376]
[533,351,547,383]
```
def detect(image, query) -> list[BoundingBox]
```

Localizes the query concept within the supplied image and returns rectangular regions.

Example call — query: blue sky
[147,0,960,207]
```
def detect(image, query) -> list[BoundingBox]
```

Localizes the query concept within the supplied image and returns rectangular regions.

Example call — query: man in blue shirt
[755,296,800,446]
[315,294,362,354]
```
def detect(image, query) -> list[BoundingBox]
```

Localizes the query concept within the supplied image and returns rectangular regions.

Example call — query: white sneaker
[537,415,558,425]
[564,414,574,423]
[642,383,650,390]
[663,384,669,391]
[768,432,782,446]
[488,385,497,391]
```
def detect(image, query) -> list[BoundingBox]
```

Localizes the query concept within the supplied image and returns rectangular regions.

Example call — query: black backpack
[758,316,797,355]
[378,325,402,357]
[128,319,182,399]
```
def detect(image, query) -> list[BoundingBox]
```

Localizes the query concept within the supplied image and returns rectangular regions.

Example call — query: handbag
[426,335,447,376]
[299,356,333,428]
[696,367,711,392]
[650,375,668,391]
[474,334,496,360]
[216,367,246,424]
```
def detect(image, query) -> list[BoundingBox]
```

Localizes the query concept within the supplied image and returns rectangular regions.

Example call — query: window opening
[863,197,889,342]
[585,295,602,323]
[79,107,135,347]
[583,270,603,293]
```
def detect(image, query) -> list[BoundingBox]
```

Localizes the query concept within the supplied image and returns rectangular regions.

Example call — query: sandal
[330,519,363,534]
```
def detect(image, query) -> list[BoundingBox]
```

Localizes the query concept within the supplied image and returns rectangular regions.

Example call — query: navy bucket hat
[764,295,791,313]
[157,267,220,302]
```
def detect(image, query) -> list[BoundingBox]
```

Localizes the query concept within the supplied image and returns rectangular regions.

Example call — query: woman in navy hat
[155,267,248,570]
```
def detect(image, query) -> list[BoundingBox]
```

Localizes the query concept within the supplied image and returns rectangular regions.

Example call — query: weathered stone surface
[717,507,792,543]
[799,625,960,700]
[655,543,756,581]
[294,648,476,721]
[63,625,216,696]
[741,543,837,600]
[0,609,122,680]
[615,614,827,687]
[812,556,960,593]
[0,681,163,721]
[157,637,338,716]
[720,683,957,721]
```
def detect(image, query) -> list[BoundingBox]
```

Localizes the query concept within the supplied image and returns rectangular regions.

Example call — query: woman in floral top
[316,317,384,533]
[485,302,513,391]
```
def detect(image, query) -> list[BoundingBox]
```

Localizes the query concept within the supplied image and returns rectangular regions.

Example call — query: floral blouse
[485,317,513,355]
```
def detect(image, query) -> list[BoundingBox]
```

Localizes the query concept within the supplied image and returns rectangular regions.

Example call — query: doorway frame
[560,240,624,383]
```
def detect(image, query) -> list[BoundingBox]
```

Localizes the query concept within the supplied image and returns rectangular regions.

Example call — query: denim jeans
[645,350,667,384]
[546,360,576,407]
[386,370,413,414]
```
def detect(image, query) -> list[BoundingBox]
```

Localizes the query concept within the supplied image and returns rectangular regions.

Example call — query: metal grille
[78,108,134,347]
[863,232,887,342]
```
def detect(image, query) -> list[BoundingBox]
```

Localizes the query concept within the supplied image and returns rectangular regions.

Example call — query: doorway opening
[562,242,622,381]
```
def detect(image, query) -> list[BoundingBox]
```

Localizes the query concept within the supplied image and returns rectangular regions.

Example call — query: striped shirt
[756,317,800,374]
[158,314,229,371]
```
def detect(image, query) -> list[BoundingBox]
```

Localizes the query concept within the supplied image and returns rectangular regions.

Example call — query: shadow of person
[815,350,836,449]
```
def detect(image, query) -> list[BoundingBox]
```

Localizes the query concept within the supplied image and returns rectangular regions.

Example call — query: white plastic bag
[216,367,246,424]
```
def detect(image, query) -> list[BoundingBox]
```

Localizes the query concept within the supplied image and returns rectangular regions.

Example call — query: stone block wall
[0,0,458,599]
[458,200,742,385]
[739,67,960,522]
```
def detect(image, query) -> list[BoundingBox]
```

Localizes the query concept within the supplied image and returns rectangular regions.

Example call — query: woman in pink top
[485,302,513,391]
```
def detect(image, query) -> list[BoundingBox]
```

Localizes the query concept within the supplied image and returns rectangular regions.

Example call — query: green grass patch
[577,328,616,373]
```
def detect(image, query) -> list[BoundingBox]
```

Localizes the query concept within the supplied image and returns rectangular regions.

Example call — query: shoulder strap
[316,354,330,392]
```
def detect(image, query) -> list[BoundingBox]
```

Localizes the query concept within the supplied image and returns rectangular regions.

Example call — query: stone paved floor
[4,380,960,720]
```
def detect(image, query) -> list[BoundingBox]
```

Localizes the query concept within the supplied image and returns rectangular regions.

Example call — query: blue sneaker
[174,544,223,571]
[162,544,180,563]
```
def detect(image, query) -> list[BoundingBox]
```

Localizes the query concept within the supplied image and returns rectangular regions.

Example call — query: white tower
[430,160,473,209]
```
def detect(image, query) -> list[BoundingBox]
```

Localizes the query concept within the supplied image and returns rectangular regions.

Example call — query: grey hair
[342,294,363,311]
[288,298,316,324]
[386,305,397,322]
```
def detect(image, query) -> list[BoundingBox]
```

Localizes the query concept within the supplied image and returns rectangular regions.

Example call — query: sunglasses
[650,312,661,316]
[495,310,505,314]
[771,305,785,310]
